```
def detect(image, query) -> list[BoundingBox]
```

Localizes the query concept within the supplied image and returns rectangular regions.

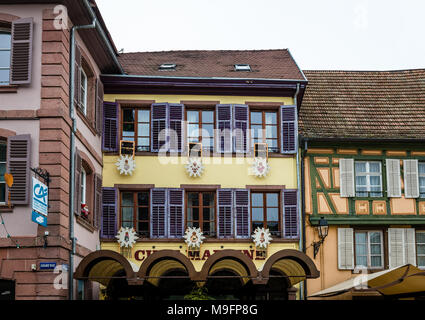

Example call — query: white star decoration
[116,227,139,248]
[183,227,205,248]
[252,227,272,249]
[115,155,136,175]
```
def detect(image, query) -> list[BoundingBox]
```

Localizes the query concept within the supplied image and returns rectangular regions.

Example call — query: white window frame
[0,28,11,86]
[355,161,383,197]
[419,162,425,198]
[355,230,384,269]
[416,231,425,269]
[80,68,88,115]
[80,167,86,205]
[0,140,6,205]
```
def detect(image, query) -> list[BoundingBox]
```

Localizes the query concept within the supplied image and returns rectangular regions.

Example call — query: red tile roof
[299,69,425,140]
[118,49,306,80]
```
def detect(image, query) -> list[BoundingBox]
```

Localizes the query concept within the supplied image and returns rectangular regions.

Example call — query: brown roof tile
[299,69,425,140]
[118,49,305,80]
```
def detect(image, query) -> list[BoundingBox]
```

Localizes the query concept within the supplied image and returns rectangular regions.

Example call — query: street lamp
[313,217,328,259]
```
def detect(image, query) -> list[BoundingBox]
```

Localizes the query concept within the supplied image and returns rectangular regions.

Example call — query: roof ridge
[120,48,290,55]
[303,68,425,73]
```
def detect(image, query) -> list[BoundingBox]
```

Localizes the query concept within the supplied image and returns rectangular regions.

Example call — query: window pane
[356,176,367,186]
[187,111,199,123]
[355,162,366,173]
[192,208,199,221]
[419,163,425,175]
[369,162,381,173]
[369,232,381,244]
[138,123,149,137]
[266,193,278,207]
[137,192,149,206]
[266,139,278,150]
[202,111,214,123]
[202,124,214,139]
[356,256,367,267]
[252,221,263,231]
[252,208,263,221]
[251,125,263,139]
[418,256,425,267]
[266,125,277,139]
[0,69,10,84]
[138,222,149,235]
[202,138,213,148]
[370,176,381,187]
[252,193,263,207]
[355,232,367,244]
[203,208,214,221]
[370,244,381,255]
[203,193,214,206]
[0,142,6,161]
[138,110,150,123]
[123,136,135,143]
[123,109,135,122]
[416,232,425,243]
[417,244,425,255]
[0,164,5,181]
[137,138,150,149]
[251,112,262,124]
[122,193,134,206]
[267,208,279,221]
[122,221,133,228]
[123,123,135,136]
[265,112,277,125]
[188,221,199,228]
[188,193,199,206]
[267,222,279,233]
[356,244,367,255]
[122,207,133,223]
[0,33,11,49]
[0,51,10,68]
[188,124,199,137]
[202,222,210,234]
[370,256,382,267]
[138,207,149,221]
[0,183,5,203]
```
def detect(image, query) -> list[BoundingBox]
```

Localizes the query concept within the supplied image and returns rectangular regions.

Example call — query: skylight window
[234,64,251,72]
[159,63,176,70]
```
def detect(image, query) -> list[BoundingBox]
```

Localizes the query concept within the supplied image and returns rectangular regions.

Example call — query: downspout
[294,83,304,299]
[301,138,308,299]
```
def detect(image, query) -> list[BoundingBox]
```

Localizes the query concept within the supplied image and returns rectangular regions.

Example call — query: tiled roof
[299,69,425,140]
[118,49,306,80]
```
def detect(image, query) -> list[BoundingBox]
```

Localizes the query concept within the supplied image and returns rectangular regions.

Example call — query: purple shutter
[234,189,250,239]
[283,189,298,239]
[10,18,33,85]
[95,78,104,134]
[168,104,185,153]
[74,150,81,216]
[74,45,81,108]
[217,189,233,238]
[151,103,168,152]
[101,187,117,239]
[233,104,249,154]
[216,104,233,153]
[6,134,31,205]
[281,105,298,154]
[150,188,167,238]
[168,189,184,238]
[94,173,102,229]
[102,101,119,152]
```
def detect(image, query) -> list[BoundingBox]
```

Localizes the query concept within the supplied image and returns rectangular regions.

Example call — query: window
[187,110,214,152]
[187,192,215,236]
[355,161,382,197]
[80,167,86,205]
[250,111,279,153]
[122,108,151,152]
[417,231,425,268]
[80,68,88,115]
[0,28,11,85]
[0,140,6,204]
[355,231,383,269]
[159,63,176,70]
[121,191,150,237]
[419,163,425,198]
[234,64,251,71]
[251,192,280,236]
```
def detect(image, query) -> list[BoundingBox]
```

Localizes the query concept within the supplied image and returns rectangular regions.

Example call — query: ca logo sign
[53,264,68,290]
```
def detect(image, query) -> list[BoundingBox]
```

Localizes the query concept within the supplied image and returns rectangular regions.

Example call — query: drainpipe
[301,138,308,299]
[294,83,304,299]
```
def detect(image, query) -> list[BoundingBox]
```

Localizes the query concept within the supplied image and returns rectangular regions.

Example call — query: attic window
[234,64,251,72]
[159,63,176,70]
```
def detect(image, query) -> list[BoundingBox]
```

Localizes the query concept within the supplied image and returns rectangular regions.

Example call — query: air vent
[159,63,176,70]
[234,64,251,71]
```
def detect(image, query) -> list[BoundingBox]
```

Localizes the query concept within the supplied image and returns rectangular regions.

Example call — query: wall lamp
[313,217,329,259]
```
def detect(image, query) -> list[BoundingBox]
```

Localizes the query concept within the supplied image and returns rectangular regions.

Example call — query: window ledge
[76,215,96,233]
[76,107,99,136]
[0,85,18,93]
[103,151,294,158]
[0,205,13,213]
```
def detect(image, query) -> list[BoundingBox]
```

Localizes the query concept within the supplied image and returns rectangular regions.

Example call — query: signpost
[31,177,48,227]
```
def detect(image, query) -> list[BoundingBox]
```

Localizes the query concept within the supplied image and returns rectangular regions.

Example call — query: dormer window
[234,64,251,72]
[159,63,176,71]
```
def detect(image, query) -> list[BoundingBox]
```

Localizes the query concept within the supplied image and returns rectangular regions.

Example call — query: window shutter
[386,159,401,198]
[339,158,355,197]
[216,104,233,153]
[233,104,249,154]
[280,105,297,154]
[6,134,31,205]
[217,189,233,238]
[102,102,119,152]
[283,189,298,239]
[74,44,82,108]
[151,103,168,152]
[338,228,354,270]
[389,228,416,268]
[10,18,33,85]
[93,173,102,229]
[168,189,184,238]
[234,189,250,239]
[150,189,167,238]
[101,187,117,239]
[95,78,104,134]
[74,150,81,216]
[404,160,419,198]
[168,104,185,153]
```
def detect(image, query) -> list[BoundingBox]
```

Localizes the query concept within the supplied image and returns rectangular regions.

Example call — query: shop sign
[39,262,57,270]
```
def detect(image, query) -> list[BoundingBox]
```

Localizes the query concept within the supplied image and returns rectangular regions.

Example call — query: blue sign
[39,262,57,270]
[31,210,47,227]
[32,177,48,216]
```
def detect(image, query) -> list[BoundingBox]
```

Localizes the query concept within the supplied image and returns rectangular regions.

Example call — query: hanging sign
[32,177,48,216]
[31,210,47,227]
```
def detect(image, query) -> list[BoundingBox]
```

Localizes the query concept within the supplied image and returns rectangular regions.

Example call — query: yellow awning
[310,264,425,298]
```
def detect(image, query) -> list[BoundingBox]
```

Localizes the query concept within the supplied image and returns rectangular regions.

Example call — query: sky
[96,0,425,71]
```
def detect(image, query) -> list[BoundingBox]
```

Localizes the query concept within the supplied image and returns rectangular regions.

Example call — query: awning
[310,264,425,298]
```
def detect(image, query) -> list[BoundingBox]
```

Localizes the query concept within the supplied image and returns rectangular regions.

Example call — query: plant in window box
[81,204,90,220]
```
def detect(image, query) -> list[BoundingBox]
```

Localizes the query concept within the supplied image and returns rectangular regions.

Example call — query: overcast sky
[96,0,425,71]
